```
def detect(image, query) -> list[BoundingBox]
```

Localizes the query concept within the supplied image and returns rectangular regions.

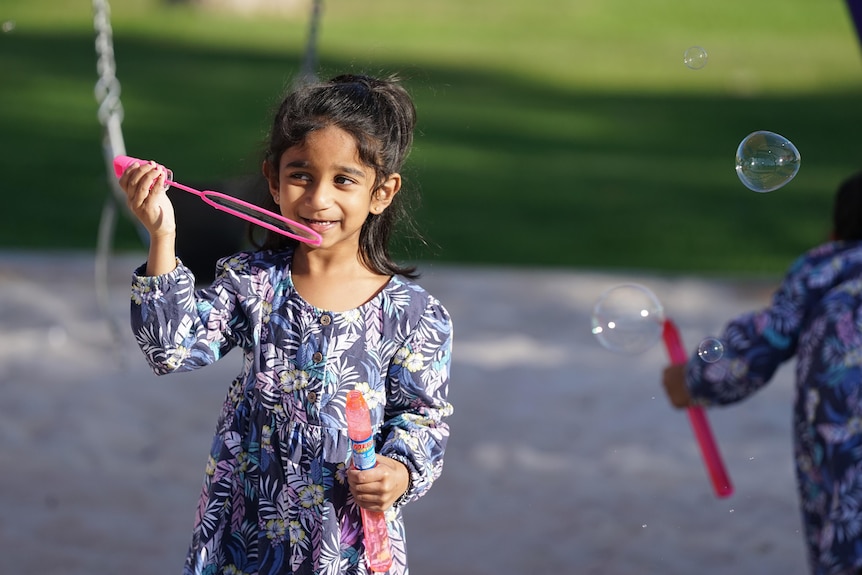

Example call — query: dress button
[307,391,317,403]
[320,314,332,326]
[312,351,323,363]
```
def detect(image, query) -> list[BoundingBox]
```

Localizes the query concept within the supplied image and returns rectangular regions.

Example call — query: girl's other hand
[662,363,693,409]
[118,161,176,238]
[347,455,409,512]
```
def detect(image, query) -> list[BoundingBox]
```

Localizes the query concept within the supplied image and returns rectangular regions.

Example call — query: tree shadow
[1,30,860,274]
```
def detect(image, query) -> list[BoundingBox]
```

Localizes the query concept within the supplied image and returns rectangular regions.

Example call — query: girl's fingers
[126,165,164,208]
[127,170,156,210]
[116,161,176,236]
[118,164,137,197]
[351,486,386,504]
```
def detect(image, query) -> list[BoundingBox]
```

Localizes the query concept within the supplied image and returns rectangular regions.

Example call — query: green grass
[1,0,861,275]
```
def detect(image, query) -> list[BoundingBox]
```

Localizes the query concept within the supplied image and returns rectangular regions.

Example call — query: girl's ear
[262,160,279,204]
[370,173,401,214]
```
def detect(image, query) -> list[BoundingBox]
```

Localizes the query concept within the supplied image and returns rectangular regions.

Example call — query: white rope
[93,0,127,182]
[296,0,324,85]
[91,0,325,342]
[93,0,140,350]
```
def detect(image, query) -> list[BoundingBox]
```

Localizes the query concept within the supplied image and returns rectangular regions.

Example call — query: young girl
[662,172,862,575]
[119,74,453,575]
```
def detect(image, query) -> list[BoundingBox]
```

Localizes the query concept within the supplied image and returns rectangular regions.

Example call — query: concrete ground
[0,251,810,574]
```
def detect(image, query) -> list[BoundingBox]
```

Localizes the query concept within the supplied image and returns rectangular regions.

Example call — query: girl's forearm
[145,233,178,276]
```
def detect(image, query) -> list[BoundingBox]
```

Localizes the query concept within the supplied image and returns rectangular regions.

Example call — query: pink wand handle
[113,154,139,178]
[662,319,733,498]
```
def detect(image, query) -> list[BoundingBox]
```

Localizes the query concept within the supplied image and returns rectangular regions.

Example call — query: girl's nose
[305,183,333,209]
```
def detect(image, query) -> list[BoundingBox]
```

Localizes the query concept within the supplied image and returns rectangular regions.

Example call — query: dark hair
[833,171,862,241]
[256,73,421,278]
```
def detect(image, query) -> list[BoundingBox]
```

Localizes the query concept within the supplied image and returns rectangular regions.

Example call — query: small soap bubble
[729,508,735,513]
[2,21,15,33]
[642,524,648,528]
[684,46,708,70]
[697,337,724,363]
[735,130,801,193]
[749,456,755,461]
[591,284,665,355]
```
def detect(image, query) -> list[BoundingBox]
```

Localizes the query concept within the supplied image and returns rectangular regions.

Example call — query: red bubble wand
[662,318,733,498]
[592,284,733,498]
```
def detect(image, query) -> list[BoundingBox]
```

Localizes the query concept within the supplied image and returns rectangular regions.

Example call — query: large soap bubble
[591,284,665,354]
[735,130,801,193]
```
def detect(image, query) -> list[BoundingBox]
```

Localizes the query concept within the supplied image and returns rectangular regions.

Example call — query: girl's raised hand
[118,161,176,238]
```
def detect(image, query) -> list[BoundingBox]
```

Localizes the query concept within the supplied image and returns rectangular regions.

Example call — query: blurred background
[2,0,861,275]
[2,1,862,574]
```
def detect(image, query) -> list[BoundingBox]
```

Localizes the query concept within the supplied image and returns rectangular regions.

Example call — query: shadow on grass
[2,30,860,274]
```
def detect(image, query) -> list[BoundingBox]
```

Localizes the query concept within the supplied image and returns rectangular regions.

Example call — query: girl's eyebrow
[284,160,366,179]
[337,165,367,178]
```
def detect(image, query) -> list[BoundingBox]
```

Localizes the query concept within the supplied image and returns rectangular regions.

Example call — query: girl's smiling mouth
[302,218,338,231]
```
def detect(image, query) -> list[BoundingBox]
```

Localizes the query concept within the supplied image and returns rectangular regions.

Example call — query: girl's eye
[334,176,356,186]
[289,172,311,182]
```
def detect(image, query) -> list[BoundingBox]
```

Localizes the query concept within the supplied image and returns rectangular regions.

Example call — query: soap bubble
[684,46,708,70]
[697,337,725,363]
[735,131,801,193]
[591,284,665,355]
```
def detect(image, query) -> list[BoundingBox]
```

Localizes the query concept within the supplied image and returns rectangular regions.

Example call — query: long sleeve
[130,257,246,375]
[379,298,453,505]
[686,242,862,406]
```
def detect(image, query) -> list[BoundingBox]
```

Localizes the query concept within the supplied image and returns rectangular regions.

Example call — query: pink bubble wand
[662,318,733,498]
[346,390,393,573]
[113,155,322,246]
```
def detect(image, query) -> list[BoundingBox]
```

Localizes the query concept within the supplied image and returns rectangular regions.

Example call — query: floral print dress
[130,249,453,575]
[684,240,862,575]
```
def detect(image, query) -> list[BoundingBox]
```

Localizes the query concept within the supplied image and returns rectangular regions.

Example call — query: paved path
[0,251,809,574]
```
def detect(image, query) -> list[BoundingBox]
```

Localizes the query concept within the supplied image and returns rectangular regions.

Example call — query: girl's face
[266,125,400,254]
